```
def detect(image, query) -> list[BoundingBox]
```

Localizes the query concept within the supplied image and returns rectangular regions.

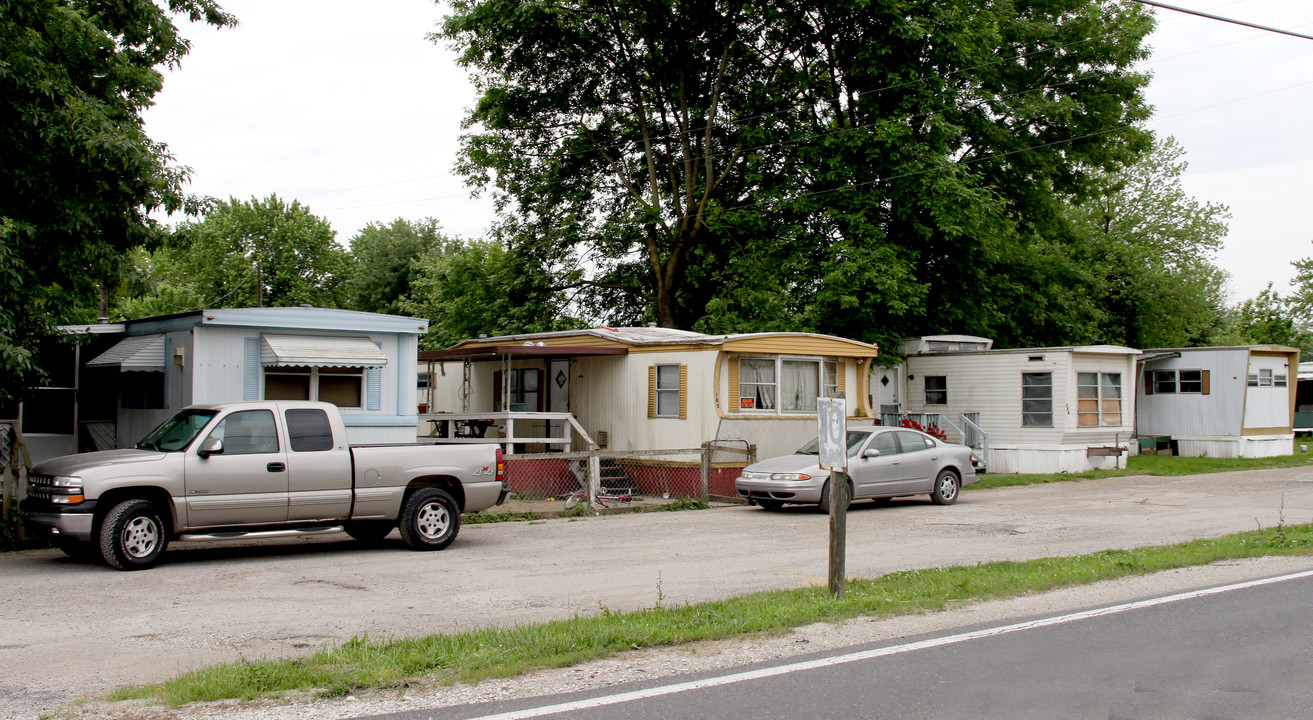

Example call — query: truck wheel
[398,488,460,551]
[345,521,394,544]
[99,499,168,570]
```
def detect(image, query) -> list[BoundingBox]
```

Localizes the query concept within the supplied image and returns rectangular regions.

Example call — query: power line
[1132,0,1313,41]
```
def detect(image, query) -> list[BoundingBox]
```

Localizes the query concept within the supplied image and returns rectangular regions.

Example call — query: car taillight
[495,448,506,483]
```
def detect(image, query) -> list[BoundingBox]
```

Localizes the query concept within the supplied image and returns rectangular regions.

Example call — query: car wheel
[930,469,960,505]
[99,499,168,570]
[817,478,854,514]
[344,521,394,544]
[755,498,784,511]
[398,488,461,551]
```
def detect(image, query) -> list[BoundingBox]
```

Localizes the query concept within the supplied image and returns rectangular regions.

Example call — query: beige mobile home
[420,327,880,460]
[877,336,1139,474]
[1137,345,1299,458]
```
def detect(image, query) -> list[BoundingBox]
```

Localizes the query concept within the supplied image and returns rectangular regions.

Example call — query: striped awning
[260,334,387,368]
[87,335,167,372]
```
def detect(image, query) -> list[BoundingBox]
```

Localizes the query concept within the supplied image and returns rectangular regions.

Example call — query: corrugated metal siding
[1137,348,1247,437]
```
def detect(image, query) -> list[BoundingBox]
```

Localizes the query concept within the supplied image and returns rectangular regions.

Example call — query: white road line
[462,569,1313,720]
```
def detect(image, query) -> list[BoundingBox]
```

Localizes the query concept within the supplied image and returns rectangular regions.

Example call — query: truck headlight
[769,472,812,481]
[50,476,84,504]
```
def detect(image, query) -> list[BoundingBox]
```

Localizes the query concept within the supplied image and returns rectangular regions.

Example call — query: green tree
[346,218,447,316]
[0,0,235,403]
[439,0,1154,349]
[115,195,350,317]
[402,239,578,348]
[1065,136,1231,348]
[1219,284,1313,355]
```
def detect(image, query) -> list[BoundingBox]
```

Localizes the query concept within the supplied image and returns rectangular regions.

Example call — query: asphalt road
[412,570,1313,720]
[5,465,1313,719]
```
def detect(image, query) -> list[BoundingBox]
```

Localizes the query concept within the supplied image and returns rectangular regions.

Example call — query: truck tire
[99,499,168,570]
[398,488,460,551]
[344,521,394,544]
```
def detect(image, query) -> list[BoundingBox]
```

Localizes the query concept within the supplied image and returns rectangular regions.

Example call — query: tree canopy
[114,195,350,317]
[439,0,1156,350]
[0,0,234,403]
[346,218,448,316]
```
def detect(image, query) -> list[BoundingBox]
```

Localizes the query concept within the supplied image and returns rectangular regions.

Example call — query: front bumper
[734,477,824,504]
[20,498,98,543]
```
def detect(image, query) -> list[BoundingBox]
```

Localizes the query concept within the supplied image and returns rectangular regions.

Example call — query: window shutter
[1143,371,1154,396]
[648,366,657,419]
[836,359,846,395]
[365,342,383,410]
[728,356,740,413]
[678,365,688,419]
[243,337,260,400]
[1201,369,1210,395]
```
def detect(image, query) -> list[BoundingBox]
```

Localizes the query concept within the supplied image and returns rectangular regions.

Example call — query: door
[893,430,940,492]
[547,359,570,445]
[873,366,902,416]
[182,409,289,527]
[283,407,352,522]
[847,429,904,498]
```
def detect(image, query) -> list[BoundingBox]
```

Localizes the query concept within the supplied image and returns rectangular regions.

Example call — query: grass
[970,439,1313,490]
[112,522,1313,708]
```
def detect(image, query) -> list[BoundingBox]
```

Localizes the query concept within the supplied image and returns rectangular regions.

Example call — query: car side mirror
[863,448,881,458]
[197,437,224,458]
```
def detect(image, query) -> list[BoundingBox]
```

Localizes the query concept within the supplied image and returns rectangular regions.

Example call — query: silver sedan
[735,427,979,512]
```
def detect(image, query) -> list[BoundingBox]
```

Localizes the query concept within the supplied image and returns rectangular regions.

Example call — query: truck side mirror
[863,448,881,458]
[197,437,224,458]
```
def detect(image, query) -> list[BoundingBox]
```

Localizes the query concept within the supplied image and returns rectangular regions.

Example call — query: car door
[894,430,940,492]
[847,429,904,498]
[283,406,353,522]
[182,409,289,527]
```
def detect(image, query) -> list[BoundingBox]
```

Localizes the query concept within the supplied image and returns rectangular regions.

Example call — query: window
[655,364,681,417]
[1276,373,1288,388]
[1179,370,1203,394]
[1257,368,1273,387]
[21,340,76,435]
[120,371,167,409]
[927,341,950,352]
[1078,372,1122,427]
[265,366,364,408]
[206,410,279,455]
[1153,370,1177,394]
[738,357,833,413]
[959,342,986,351]
[895,430,933,451]
[868,431,899,456]
[495,368,541,411]
[739,358,776,410]
[1022,372,1052,427]
[285,408,334,452]
[924,376,947,405]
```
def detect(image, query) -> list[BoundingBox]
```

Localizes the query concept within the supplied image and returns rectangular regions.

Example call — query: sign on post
[817,397,849,597]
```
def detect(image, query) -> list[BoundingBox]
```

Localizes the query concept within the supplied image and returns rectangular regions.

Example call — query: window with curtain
[739,357,837,414]
[780,360,818,412]
[740,358,776,410]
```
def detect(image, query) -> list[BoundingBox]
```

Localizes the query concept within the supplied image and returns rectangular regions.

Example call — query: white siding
[1137,348,1248,438]
[1243,354,1295,430]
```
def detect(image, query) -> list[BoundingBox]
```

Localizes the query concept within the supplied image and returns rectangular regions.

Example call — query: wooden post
[828,470,850,597]
[699,442,711,502]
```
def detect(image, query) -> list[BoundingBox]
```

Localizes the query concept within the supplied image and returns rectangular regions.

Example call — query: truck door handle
[267,462,286,473]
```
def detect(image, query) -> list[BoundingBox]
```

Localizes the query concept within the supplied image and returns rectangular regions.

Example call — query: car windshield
[135,409,219,452]
[795,431,871,457]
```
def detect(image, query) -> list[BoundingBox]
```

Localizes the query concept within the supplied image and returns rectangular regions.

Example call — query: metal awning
[419,345,628,362]
[87,334,167,372]
[261,334,387,368]
[1136,351,1182,365]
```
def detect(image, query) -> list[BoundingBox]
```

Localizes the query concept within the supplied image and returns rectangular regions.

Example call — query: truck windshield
[135,409,219,452]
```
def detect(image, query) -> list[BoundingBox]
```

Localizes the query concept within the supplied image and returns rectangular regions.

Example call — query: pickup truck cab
[22,401,507,570]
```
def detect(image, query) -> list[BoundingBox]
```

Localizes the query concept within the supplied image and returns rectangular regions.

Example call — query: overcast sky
[142,0,1313,306]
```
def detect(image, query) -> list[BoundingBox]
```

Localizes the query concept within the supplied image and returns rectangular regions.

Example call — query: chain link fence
[496,441,756,515]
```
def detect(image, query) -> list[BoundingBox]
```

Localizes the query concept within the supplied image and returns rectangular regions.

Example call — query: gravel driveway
[4,466,1313,719]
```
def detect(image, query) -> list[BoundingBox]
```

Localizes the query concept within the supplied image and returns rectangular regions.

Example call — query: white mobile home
[422,327,881,461]
[11,307,427,462]
[1137,345,1299,458]
[877,336,1139,474]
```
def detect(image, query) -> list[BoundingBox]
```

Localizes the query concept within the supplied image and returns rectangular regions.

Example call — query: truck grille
[26,473,55,502]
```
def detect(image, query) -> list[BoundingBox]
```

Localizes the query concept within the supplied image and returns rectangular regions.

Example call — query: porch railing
[418,411,596,454]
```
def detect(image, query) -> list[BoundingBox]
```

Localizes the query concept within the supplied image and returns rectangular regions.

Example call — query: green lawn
[970,440,1313,490]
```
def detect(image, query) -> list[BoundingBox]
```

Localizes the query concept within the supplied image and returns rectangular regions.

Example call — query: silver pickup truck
[21,401,507,570]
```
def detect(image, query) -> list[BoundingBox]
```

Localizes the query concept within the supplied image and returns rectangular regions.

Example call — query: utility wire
[1131,0,1313,41]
